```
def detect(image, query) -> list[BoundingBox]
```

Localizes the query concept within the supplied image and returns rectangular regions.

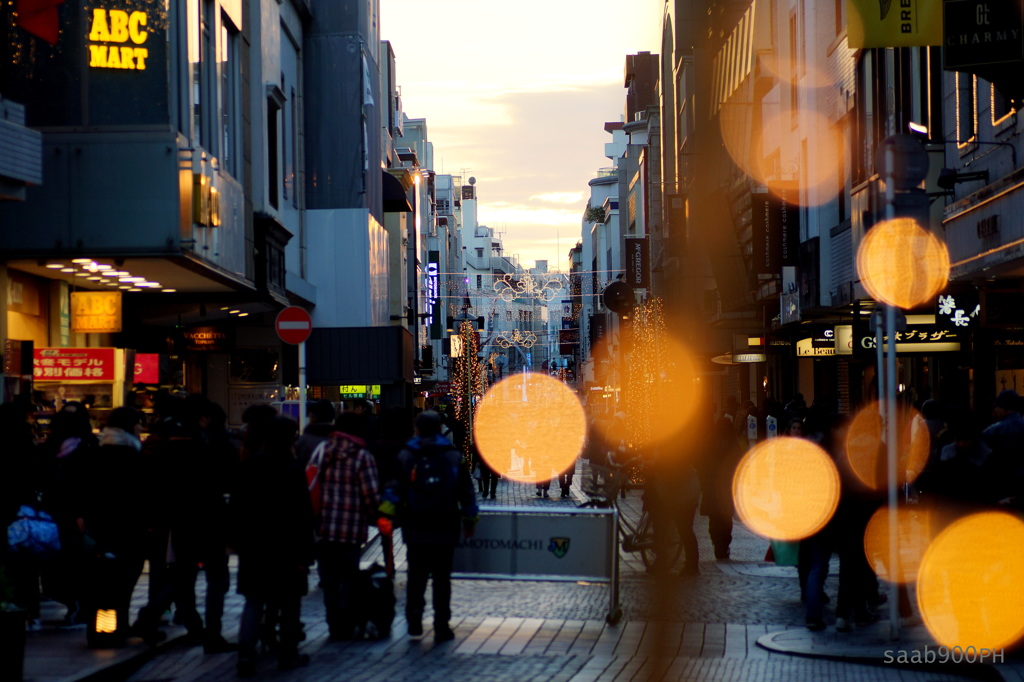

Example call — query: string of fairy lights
[623,298,666,482]
[450,320,486,463]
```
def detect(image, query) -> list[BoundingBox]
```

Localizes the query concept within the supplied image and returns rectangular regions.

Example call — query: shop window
[229,348,280,384]
[266,85,286,210]
[220,15,241,178]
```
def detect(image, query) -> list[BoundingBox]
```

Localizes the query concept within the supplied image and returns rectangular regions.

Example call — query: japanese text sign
[33,348,116,381]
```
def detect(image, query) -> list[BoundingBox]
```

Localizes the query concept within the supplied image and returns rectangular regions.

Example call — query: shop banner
[133,353,160,384]
[34,348,116,381]
[624,237,650,289]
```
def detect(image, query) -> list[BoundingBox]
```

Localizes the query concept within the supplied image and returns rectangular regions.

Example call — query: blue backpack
[7,505,61,558]
[407,449,457,515]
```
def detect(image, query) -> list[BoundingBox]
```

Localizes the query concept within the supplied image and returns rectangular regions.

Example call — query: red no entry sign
[275,306,312,344]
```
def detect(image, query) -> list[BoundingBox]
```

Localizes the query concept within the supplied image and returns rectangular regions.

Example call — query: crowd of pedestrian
[6,383,1023,668]
[0,394,480,678]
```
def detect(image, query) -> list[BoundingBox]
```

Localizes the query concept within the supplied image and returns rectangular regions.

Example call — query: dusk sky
[381,1,663,272]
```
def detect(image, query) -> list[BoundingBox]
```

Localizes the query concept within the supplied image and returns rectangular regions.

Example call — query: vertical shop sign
[624,238,649,289]
[58,282,71,346]
[752,190,800,274]
[428,251,442,340]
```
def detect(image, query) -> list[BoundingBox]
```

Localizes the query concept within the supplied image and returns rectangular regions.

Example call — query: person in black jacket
[396,411,478,643]
[0,400,43,625]
[77,407,150,646]
[231,416,314,676]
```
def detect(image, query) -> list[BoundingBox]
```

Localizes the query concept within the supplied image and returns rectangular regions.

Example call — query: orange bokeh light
[862,504,939,584]
[918,511,1024,650]
[720,104,842,207]
[733,437,841,541]
[474,373,586,484]
[845,401,930,491]
[592,328,703,452]
[757,52,836,89]
[857,218,950,309]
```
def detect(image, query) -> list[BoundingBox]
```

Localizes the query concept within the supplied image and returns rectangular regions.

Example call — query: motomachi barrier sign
[452,506,621,623]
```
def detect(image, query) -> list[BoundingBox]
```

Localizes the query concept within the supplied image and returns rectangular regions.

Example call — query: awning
[382,170,413,213]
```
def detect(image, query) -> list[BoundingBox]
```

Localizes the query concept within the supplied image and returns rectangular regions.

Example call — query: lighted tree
[452,321,486,462]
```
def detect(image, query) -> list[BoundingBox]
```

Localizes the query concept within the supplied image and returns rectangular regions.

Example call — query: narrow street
[109,470,999,682]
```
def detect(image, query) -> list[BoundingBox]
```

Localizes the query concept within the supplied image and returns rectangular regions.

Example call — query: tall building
[0,0,432,421]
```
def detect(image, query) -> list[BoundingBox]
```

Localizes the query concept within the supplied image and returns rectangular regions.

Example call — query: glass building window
[220,15,241,178]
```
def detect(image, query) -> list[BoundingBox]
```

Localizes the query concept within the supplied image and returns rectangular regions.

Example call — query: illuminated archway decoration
[495,329,537,349]
[493,273,563,303]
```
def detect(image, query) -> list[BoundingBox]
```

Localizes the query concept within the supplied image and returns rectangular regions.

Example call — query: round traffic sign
[276,306,312,344]
[603,281,633,314]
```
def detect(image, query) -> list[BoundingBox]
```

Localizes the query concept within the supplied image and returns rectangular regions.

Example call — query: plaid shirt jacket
[317,433,380,545]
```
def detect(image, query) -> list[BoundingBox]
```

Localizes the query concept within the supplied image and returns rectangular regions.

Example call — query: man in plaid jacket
[316,412,380,640]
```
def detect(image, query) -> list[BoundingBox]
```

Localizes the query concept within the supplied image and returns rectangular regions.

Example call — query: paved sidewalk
[21,463,1024,681]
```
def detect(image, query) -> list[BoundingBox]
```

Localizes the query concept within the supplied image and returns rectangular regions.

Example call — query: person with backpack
[396,411,479,643]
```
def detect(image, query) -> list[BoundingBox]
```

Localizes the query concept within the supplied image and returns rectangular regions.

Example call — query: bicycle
[579,456,682,572]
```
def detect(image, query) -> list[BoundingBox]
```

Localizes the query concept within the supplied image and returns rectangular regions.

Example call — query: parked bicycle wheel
[635,511,683,572]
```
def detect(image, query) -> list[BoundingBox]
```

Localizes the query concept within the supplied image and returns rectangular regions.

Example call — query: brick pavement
[21,460,1023,681]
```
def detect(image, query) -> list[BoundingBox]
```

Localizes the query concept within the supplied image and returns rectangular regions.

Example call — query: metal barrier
[452,505,622,624]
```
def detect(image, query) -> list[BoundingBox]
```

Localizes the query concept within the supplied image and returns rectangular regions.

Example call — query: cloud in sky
[382,0,662,270]
[531,192,585,205]
[411,84,627,268]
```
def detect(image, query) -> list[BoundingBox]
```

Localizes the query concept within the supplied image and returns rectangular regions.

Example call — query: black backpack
[407,448,457,515]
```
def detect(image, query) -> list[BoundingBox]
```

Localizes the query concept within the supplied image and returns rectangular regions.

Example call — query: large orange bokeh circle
[590,331,702,451]
[733,437,841,541]
[845,401,930,491]
[862,504,939,584]
[857,218,950,309]
[917,512,1024,650]
[474,373,586,484]
[720,105,842,207]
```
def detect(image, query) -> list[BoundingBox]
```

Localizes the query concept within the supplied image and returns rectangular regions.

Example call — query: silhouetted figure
[232,416,314,676]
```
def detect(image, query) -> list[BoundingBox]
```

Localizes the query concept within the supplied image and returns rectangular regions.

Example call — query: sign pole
[883,143,901,641]
[275,306,313,434]
[299,340,307,435]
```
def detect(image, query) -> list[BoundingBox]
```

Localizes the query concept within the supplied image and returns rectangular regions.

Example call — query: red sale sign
[133,353,159,384]
[33,348,116,381]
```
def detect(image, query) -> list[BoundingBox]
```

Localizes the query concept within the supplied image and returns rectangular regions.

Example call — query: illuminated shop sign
[857,327,960,353]
[425,261,439,326]
[33,348,117,381]
[71,291,122,333]
[338,385,381,398]
[88,9,150,70]
[796,329,836,357]
[428,251,442,340]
